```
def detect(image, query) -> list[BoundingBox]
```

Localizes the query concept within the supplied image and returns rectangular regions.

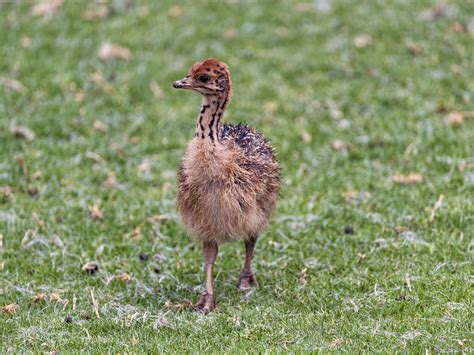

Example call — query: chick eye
[197,74,210,83]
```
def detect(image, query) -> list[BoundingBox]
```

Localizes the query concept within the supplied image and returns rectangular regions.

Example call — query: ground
[0,0,472,352]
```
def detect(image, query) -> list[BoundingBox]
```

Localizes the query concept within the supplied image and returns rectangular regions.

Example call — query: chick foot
[237,270,258,290]
[193,292,216,314]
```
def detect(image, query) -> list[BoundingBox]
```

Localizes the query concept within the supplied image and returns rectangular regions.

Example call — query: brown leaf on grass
[421,2,454,21]
[20,37,32,48]
[110,142,124,155]
[406,43,423,56]
[82,6,109,21]
[31,171,42,180]
[300,130,312,144]
[395,226,409,233]
[137,6,150,18]
[447,111,464,126]
[161,182,171,194]
[32,292,47,303]
[82,262,99,274]
[129,225,142,241]
[353,34,373,48]
[27,185,39,196]
[295,3,313,12]
[137,159,152,173]
[116,272,131,283]
[392,174,424,185]
[48,292,62,301]
[89,205,103,220]
[1,186,13,200]
[356,253,366,263]
[1,77,27,94]
[458,339,466,349]
[89,72,114,94]
[149,81,163,98]
[329,337,344,348]
[93,120,108,133]
[97,43,131,61]
[168,5,183,17]
[450,22,464,33]
[224,28,238,39]
[342,191,371,204]
[1,304,19,315]
[31,0,63,17]
[331,139,347,151]
[85,151,105,164]
[164,300,192,311]
[10,126,35,141]
[103,172,117,188]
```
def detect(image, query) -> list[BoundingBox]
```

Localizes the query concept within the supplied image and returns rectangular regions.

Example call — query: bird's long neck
[195,90,230,143]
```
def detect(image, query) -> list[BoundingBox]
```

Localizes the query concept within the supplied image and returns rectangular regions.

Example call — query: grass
[0,0,473,352]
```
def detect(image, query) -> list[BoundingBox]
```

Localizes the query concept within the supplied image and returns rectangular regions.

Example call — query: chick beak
[172,77,190,89]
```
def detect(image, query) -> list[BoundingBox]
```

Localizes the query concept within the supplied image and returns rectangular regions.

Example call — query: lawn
[0,0,473,352]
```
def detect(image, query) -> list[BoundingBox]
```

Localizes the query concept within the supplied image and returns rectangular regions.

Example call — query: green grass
[1,0,473,352]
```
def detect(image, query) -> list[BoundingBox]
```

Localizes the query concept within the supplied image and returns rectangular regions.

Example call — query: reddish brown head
[173,58,232,96]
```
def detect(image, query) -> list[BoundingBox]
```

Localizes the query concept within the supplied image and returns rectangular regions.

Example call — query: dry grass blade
[392,174,424,185]
[90,290,100,318]
[329,337,344,348]
[115,272,131,283]
[89,72,114,94]
[299,268,307,285]
[429,195,444,222]
[149,215,172,223]
[21,229,36,247]
[85,151,105,164]
[1,304,19,315]
[32,292,46,303]
[405,273,413,292]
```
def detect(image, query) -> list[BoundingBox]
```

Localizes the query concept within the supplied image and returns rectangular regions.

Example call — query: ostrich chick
[173,58,280,313]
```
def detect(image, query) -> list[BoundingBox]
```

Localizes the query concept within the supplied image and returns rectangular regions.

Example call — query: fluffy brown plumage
[173,58,280,313]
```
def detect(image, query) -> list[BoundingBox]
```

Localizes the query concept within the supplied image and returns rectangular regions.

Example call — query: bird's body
[173,58,280,313]
[178,123,279,243]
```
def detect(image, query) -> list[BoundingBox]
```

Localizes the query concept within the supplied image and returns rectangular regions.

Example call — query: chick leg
[237,236,259,290]
[193,241,218,313]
